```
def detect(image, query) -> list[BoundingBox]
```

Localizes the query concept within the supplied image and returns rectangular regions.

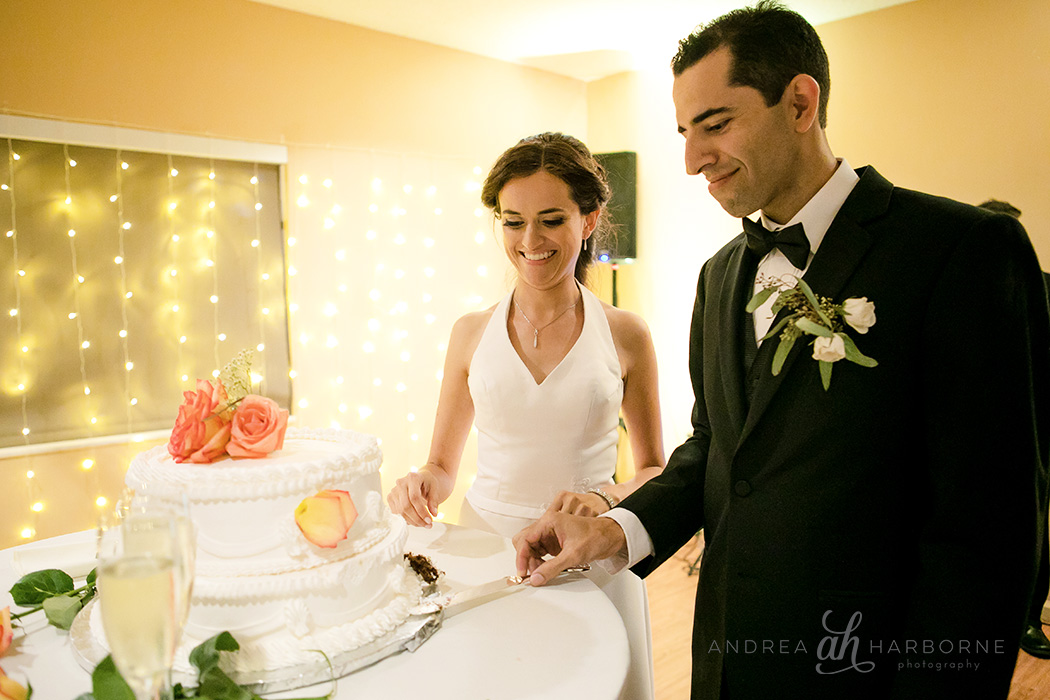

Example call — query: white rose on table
[812,334,847,363]
[842,297,876,334]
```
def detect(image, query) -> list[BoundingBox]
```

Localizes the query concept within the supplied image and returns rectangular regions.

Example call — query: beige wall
[587,0,1050,454]
[0,0,588,548]
[0,0,587,158]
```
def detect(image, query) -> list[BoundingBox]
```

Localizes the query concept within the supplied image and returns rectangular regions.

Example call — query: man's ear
[783,74,821,133]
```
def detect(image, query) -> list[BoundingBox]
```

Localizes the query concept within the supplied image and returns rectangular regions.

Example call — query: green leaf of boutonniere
[745,286,778,314]
[819,360,834,390]
[795,318,833,338]
[758,313,800,344]
[840,334,878,367]
[772,335,797,375]
[796,279,833,327]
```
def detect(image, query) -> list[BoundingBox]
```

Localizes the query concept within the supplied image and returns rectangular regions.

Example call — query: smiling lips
[522,250,555,261]
[706,169,736,191]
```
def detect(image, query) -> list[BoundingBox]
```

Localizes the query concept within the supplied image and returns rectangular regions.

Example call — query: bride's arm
[387,310,487,527]
[604,308,665,505]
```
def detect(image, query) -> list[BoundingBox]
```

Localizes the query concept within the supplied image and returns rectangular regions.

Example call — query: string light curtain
[0,138,290,448]
[285,146,508,489]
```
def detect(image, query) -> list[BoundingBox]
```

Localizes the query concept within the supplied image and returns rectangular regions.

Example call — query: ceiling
[248,0,915,81]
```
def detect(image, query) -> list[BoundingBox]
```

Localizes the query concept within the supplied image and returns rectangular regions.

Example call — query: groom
[514,2,1050,698]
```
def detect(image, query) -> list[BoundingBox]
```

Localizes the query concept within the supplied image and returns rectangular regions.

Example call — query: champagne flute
[97,510,180,700]
[120,491,196,631]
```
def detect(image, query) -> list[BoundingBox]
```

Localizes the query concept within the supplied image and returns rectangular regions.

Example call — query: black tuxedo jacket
[619,167,1050,699]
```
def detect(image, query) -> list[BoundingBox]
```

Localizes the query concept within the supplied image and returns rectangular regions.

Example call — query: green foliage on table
[7,568,97,630]
[74,632,334,700]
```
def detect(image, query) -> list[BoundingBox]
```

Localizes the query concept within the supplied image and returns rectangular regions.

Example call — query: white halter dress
[459,283,655,700]
[464,283,622,526]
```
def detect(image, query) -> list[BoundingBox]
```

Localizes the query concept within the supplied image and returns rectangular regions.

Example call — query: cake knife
[439,565,591,619]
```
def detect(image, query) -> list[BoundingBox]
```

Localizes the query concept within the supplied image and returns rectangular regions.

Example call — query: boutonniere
[745,275,878,390]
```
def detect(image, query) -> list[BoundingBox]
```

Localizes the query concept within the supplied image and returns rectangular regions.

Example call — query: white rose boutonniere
[842,297,876,334]
[746,276,878,390]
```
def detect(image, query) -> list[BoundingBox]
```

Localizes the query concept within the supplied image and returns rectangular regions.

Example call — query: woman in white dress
[387,132,665,699]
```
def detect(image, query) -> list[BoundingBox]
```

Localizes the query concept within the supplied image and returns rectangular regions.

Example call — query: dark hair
[481,132,610,285]
[977,199,1022,219]
[671,0,831,129]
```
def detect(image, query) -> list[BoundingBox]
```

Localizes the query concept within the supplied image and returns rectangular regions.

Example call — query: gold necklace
[513,293,580,349]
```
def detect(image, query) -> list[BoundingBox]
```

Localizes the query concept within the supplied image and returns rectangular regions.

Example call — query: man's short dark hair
[977,199,1022,219]
[671,0,831,128]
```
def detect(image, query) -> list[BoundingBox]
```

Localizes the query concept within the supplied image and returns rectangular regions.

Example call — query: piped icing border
[193,516,407,600]
[126,427,382,501]
[174,561,424,675]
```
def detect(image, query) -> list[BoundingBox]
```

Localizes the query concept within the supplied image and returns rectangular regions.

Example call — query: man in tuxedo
[515,2,1050,698]
[977,198,1050,660]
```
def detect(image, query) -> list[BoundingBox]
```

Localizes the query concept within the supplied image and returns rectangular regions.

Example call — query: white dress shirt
[599,159,861,572]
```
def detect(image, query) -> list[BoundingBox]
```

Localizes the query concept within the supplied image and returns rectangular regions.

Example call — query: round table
[0,521,628,699]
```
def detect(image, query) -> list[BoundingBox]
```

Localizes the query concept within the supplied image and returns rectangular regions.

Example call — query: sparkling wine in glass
[98,512,180,700]
[120,490,196,633]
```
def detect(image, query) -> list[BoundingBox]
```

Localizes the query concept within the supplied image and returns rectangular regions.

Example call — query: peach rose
[294,490,358,548]
[0,607,11,657]
[227,395,289,458]
[168,379,232,464]
[0,666,27,700]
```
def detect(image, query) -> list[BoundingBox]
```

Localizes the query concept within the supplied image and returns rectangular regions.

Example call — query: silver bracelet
[587,487,619,510]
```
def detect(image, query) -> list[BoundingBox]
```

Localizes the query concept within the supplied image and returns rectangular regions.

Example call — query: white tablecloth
[1,522,628,699]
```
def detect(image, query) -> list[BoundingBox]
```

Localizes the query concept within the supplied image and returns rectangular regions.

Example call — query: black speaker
[595,151,637,262]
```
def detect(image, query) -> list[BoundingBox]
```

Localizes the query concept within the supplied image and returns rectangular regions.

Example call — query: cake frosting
[111,426,424,676]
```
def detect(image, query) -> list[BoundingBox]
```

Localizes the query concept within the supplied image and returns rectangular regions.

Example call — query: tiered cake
[122,427,422,676]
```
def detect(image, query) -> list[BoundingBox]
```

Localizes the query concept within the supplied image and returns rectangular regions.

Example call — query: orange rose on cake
[227,395,289,458]
[168,379,232,464]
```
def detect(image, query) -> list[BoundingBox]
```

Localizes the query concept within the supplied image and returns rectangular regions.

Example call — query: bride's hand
[546,490,608,518]
[387,470,439,528]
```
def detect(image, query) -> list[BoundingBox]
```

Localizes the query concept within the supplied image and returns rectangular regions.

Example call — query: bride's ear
[583,209,600,237]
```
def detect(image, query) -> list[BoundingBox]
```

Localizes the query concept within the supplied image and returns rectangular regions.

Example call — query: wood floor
[645,537,1050,700]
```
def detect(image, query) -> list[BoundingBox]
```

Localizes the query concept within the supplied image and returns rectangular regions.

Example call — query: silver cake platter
[70,578,446,694]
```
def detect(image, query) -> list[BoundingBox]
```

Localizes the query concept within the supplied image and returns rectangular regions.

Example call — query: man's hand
[513,511,627,586]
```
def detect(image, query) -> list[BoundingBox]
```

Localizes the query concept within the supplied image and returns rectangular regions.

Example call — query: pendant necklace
[513,293,580,348]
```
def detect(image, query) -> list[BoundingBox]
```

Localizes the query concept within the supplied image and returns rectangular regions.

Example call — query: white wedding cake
[121,427,423,676]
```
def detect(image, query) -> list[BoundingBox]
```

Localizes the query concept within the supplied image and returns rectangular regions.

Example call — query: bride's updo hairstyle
[481,132,611,286]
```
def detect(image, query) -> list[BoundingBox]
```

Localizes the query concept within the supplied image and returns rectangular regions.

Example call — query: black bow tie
[742,217,810,270]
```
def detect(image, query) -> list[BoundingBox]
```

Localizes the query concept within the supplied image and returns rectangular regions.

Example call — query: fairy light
[63,144,96,431]
[6,138,30,445]
[252,162,266,394]
[115,150,133,432]
[167,153,186,385]
[208,158,221,374]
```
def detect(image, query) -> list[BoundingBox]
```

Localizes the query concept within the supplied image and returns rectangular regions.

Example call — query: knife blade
[441,565,590,619]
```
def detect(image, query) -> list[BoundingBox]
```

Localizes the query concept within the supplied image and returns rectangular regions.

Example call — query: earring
[583,237,589,253]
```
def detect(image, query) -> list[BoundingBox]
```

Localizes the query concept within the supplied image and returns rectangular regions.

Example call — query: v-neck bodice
[465,285,624,520]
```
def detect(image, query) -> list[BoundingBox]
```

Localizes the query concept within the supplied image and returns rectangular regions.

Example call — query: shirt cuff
[597,509,654,574]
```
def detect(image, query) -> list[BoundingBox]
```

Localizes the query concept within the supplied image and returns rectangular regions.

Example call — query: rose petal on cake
[295,492,354,548]
[316,489,358,531]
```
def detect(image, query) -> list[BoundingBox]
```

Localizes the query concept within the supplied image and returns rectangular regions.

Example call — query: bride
[387,132,666,700]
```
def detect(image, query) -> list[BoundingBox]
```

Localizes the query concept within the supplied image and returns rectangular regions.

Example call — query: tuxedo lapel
[738,167,890,442]
[715,239,753,438]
